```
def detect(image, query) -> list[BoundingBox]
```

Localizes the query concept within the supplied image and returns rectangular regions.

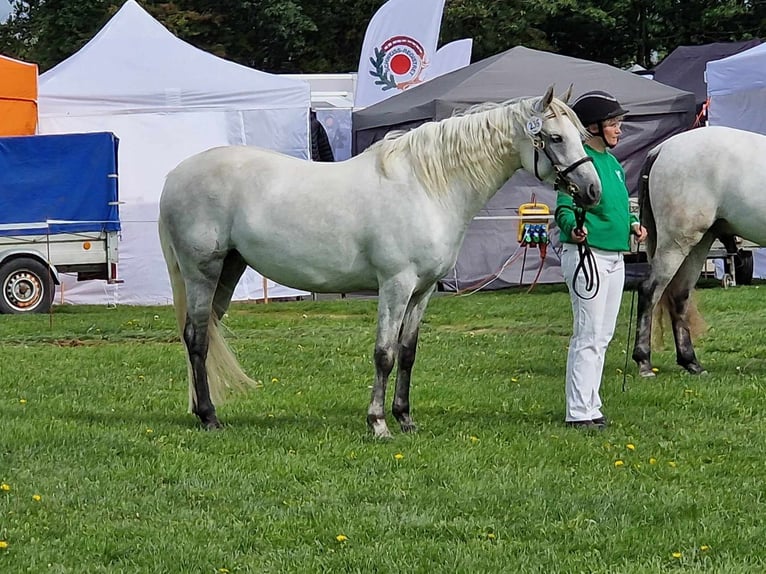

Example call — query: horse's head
[518,86,602,208]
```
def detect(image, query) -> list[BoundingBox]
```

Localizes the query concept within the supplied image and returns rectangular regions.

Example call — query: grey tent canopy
[651,40,762,107]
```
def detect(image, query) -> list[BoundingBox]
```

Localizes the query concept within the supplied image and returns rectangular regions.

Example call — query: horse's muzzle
[582,183,601,206]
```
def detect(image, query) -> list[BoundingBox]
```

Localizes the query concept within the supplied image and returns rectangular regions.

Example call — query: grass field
[2,283,766,572]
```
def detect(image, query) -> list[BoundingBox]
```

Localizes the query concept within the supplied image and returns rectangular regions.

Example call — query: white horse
[158,86,601,437]
[633,126,766,377]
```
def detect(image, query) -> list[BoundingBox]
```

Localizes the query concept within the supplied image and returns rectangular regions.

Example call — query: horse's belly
[236,242,380,293]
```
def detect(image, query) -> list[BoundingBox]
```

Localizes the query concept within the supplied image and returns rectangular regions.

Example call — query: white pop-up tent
[38,0,311,305]
[707,42,766,134]
[707,43,766,280]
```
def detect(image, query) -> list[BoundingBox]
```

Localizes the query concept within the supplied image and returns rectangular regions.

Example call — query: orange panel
[0,55,38,135]
[0,100,38,135]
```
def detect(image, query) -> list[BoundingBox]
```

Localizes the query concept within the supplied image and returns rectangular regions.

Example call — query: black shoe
[591,416,608,428]
[565,420,602,430]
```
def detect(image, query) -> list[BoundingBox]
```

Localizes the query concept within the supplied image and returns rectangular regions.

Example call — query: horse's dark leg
[392,285,435,433]
[368,277,414,438]
[666,239,713,375]
[633,250,688,377]
[183,316,220,429]
[182,257,227,429]
[667,288,704,374]
[633,275,660,377]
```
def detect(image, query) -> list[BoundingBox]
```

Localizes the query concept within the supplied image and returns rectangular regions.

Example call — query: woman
[555,90,647,429]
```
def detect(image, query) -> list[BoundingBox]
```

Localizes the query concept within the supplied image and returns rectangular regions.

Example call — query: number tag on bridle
[525,116,543,137]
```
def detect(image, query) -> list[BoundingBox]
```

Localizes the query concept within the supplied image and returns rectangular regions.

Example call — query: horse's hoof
[200,417,223,430]
[400,421,419,433]
[638,366,656,378]
[683,363,706,375]
[368,418,393,439]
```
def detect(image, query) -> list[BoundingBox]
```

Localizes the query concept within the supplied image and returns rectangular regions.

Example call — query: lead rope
[622,278,637,392]
[566,205,600,300]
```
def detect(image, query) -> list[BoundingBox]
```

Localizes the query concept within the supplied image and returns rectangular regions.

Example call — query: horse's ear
[535,85,555,113]
[558,84,574,104]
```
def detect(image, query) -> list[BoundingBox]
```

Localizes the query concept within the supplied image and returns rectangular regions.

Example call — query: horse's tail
[638,147,661,261]
[158,216,255,413]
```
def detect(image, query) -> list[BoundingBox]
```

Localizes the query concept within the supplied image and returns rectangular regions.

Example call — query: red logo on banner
[369,35,428,92]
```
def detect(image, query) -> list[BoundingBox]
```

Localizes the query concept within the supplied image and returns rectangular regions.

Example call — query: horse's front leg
[184,317,221,430]
[392,285,435,433]
[368,279,413,438]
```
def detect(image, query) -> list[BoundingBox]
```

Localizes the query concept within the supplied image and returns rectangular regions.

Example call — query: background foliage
[1,0,764,73]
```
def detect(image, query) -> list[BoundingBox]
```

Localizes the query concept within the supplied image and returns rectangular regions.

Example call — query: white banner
[354,0,446,108]
[424,38,473,81]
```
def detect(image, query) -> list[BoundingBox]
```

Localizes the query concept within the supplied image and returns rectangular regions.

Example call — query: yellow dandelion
[0,483,10,492]
[394,453,404,460]
[672,552,682,559]
[652,367,659,372]
[649,457,657,465]
[146,428,154,434]
[19,398,27,404]
[614,460,625,467]
[700,545,710,552]
[626,443,636,451]
[668,461,677,468]
[336,534,348,542]
[32,494,41,502]
[469,435,479,444]
[218,569,230,574]
[511,377,519,383]
[486,533,496,540]
[0,541,8,550]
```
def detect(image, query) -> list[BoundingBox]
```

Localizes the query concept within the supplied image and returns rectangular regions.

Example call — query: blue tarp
[0,132,120,236]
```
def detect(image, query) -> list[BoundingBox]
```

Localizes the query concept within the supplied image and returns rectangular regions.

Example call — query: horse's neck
[435,112,522,215]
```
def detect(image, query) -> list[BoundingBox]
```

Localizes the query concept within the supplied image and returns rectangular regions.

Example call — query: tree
[1,0,764,74]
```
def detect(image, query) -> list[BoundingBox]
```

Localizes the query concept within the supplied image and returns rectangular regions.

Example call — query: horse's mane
[371,97,585,197]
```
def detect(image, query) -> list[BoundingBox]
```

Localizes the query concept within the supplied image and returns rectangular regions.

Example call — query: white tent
[706,43,766,280]
[707,43,766,134]
[38,0,311,305]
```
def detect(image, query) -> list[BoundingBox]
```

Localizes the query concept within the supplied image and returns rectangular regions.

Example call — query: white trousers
[561,246,625,422]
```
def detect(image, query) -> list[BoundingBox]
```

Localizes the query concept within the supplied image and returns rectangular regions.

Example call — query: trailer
[0,132,120,314]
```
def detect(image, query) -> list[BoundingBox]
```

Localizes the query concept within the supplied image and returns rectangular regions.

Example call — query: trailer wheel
[0,258,55,314]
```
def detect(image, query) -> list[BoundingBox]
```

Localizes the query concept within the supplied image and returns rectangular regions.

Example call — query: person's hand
[631,223,648,243]
[571,227,587,243]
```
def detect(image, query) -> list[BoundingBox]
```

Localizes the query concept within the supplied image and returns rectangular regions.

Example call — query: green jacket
[555,144,638,252]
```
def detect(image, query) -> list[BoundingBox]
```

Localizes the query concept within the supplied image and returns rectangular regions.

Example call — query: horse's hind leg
[633,249,688,377]
[392,285,436,433]
[212,250,248,319]
[666,235,715,374]
[182,257,227,429]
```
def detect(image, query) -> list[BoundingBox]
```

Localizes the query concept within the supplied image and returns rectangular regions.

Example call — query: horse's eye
[549,134,563,143]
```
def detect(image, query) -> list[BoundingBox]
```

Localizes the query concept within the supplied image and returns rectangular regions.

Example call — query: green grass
[2,283,766,572]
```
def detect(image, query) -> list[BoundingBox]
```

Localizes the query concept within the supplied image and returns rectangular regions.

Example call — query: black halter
[531,135,594,199]
[531,132,600,299]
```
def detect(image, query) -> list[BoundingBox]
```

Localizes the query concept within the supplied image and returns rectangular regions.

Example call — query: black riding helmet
[571,91,628,148]
[571,91,628,125]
